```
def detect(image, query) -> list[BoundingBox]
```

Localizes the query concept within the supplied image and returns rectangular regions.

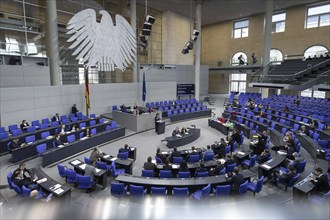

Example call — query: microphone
[191,125,196,129]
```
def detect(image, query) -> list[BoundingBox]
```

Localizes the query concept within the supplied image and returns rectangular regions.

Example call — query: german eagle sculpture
[66,9,136,72]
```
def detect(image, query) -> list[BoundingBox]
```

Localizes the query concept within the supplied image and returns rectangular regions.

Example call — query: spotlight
[182,47,189,54]
[192,29,199,36]
[191,35,198,41]
[143,22,152,30]
[145,15,155,24]
[142,29,151,36]
[140,35,148,43]
[187,40,194,50]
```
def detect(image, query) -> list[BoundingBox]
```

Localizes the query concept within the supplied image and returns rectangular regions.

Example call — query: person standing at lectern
[155,113,161,133]
[71,104,78,117]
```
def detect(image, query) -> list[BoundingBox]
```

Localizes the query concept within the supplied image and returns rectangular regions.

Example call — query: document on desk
[103,154,110,158]
[172,164,179,169]
[130,147,135,150]
[71,160,81,166]
[36,178,47,184]
[79,164,86,170]
[50,184,61,191]
[237,151,245,155]
[53,188,64,195]
[110,157,118,161]
[262,164,271,169]
[95,168,101,173]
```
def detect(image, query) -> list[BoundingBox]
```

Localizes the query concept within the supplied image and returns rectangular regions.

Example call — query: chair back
[155,156,163,165]
[31,120,40,127]
[142,170,155,177]
[130,184,145,197]
[51,121,59,127]
[66,169,77,183]
[67,134,75,143]
[255,176,265,193]
[36,143,47,156]
[25,135,36,143]
[8,124,18,133]
[250,155,257,167]
[0,132,9,140]
[13,183,22,195]
[89,120,96,126]
[22,185,31,197]
[77,174,93,189]
[117,151,128,160]
[297,160,307,173]
[215,185,231,196]
[196,171,209,177]
[42,118,50,124]
[79,122,86,129]
[84,157,91,165]
[27,126,37,132]
[111,182,127,195]
[96,161,109,171]
[159,170,172,178]
[111,121,117,129]
[41,131,50,139]
[173,157,184,164]
[204,153,214,162]
[219,167,226,175]
[201,184,211,197]
[173,187,188,197]
[7,172,13,189]
[239,180,249,195]
[287,173,300,187]
[57,163,67,178]
[151,187,167,196]
[225,145,231,155]
[177,171,191,178]
[39,123,48,129]
[12,129,22,136]
[226,163,236,173]
[188,154,200,163]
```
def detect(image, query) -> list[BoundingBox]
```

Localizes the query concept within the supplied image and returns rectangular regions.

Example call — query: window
[230,74,246,93]
[231,52,247,66]
[272,12,286,33]
[301,88,325,98]
[5,37,20,53]
[304,45,328,58]
[233,19,249,38]
[306,4,330,28]
[270,49,283,62]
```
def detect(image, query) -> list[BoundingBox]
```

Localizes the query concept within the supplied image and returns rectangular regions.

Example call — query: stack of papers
[79,164,86,170]
[262,164,271,169]
[172,164,179,169]
[36,178,47,184]
[110,157,118,161]
[237,151,245,155]
[103,154,110,158]
[278,151,287,155]
[53,188,64,195]
[71,160,81,165]
[95,168,101,173]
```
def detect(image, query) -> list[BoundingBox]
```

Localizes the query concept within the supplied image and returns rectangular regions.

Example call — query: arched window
[304,45,328,58]
[270,49,283,62]
[231,52,247,66]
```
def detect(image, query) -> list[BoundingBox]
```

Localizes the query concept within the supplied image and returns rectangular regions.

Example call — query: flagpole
[84,66,89,117]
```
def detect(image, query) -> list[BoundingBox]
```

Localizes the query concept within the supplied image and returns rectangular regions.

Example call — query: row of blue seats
[166,106,208,117]
[146,99,199,108]
[158,102,203,111]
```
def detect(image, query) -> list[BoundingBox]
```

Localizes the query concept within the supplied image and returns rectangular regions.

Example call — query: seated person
[257,149,271,164]
[265,104,271,109]
[261,130,269,143]
[51,113,61,123]
[284,106,289,113]
[310,119,318,129]
[84,161,98,189]
[210,160,225,176]
[156,147,167,163]
[148,107,153,113]
[224,154,235,167]
[90,147,102,164]
[133,103,138,111]
[11,163,37,188]
[258,111,265,118]
[59,125,67,135]
[180,126,189,135]
[258,103,264,108]
[229,128,240,143]
[143,156,157,170]
[119,144,130,153]
[167,147,181,163]
[9,138,23,152]
[186,146,199,161]
[195,162,208,175]
[225,167,244,193]
[203,145,214,155]
[298,125,309,135]
[250,136,266,155]
[70,124,78,132]
[224,118,234,131]
[84,128,91,138]
[210,112,216,121]
[54,135,64,148]
[162,159,172,170]
[271,165,296,186]
[310,167,330,194]
[20,120,30,132]
[172,127,181,137]
[212,138,227,158]
[179,161,189,172]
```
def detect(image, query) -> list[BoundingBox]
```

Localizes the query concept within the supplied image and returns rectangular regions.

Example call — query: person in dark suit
[90,147,102,164]
[11,163,36,188]
[71,104,78,117]
[210,160,225,176]
[213,138,227,158]
[180,126,189,135]
[298,125,309,135]
[20,120,30,132]
[226,167,245,193]
[119,144,130,153]
[9,138,23,152]
[156,148,167,163]
[179,161,189,172]
[250,136,266,155]
[186,146,199,161]
[155,113,161,133]
[224,154,235,167]
[143,156,157,170]
[310,168,330,193]
[172,127,181,136]
[195,162,208,176]
[167,147,181,163]
[54,135,64,148]
[162,159,172,170]
[261,130,269,143]
[230,128,240,143]
[256,149,271,164]
[51,113,61,123]
[272,165,296,186]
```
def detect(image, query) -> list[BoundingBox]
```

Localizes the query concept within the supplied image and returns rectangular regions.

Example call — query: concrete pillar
[130,0,138,82]
[262,0,273,75]
[194,1,202,100]
[46,0,61,85]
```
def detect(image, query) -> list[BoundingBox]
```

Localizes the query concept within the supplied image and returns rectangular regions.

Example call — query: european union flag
[142,72,146,102]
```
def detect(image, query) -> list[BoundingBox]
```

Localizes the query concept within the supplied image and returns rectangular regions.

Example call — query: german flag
[85,70,90,109]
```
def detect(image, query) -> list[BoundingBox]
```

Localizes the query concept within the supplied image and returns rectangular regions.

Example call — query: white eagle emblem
[66,9,136,72]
